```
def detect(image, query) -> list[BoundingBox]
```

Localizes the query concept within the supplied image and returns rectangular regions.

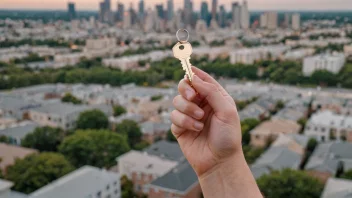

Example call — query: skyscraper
[283,13,290,28]
[232,2,241,29]
[292,13,301,30]
[99,0,113,23]
[138,0,144,20]
[267,12,278,30]
[183,0,192,26]
[240,0,249,29]
[211,0,217,20]
[67,2,76,20]
[219,5,226,28]
[117,3,125,22]
[156,4,164,20]
[200,1,209,23]
[167,0,174,21]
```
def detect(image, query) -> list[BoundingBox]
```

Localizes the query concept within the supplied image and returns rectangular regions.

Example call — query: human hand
[171,67,242,177]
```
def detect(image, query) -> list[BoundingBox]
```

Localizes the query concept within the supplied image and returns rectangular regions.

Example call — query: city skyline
[1,0,352,11]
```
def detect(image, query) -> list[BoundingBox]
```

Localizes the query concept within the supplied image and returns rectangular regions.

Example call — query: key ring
[176,29,189,44]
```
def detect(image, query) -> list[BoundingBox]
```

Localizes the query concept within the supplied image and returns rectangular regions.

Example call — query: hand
[171,67,242,177]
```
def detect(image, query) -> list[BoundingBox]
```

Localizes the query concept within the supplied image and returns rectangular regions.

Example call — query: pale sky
[0,0,351,11]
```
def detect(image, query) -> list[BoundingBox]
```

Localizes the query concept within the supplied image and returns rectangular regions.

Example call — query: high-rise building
[283,13,290,28]
[183,0,192,26]
[138,0,145,20]
[99,0,113,23]
[67,2,76,20]
[211,0,217,20]
[219,5,226,28]
[117,3,125,22]
[240,0,249,29]
[260,13,267,28]
[200,1,209,23]
[292,13,301,30]
[156,4,164,20]
[123,11,131,29]
[232,2,241,29]
[267,12,278,30]
[167,0,174,21]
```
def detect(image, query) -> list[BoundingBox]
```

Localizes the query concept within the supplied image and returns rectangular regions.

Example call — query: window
[106,185,110,190]
[96,191,101,198]
[321,136,325,142]
[113,181,117,186]
[321,128,325,132]
[105,195,110,198]
[255,135,260,139]
[114,189,118,195]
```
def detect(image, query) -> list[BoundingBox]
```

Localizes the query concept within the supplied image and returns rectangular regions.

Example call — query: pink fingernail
[194,122,204,130]
[185,89,195,100]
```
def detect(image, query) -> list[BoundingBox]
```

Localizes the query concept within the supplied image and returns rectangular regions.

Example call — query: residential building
[260,13,267,28]
[143,140,185,162]
[140,121,171,144]
[0,121,38,145]
[0,96,42,120]
[250,119,301,147]
[251,134,309,178]
[0,179,13,198]
[321,178,352,198]
[116,150,178,194]
[273,106,307,122]
[29,166,121,198]
[0,143,37,173]
[304,110,352,142]
[240,0,249,29]
[29,103,112,130]
[291,13,300,30]
[230,45,290,64]
[305,142,352,182]
[84,37,117,54]
[344,44,352,57]
[283,48,315,60]
[148,160,202,198]
[303,53,346,76]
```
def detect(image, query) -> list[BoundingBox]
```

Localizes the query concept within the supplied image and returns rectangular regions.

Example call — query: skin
[171,67,263,198]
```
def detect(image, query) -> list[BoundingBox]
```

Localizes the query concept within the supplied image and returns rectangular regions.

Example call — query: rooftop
[250,119,301,135]
[321,178,352,198]
[308,110,352,129]
[143,140,184,162]
[0,143,38,171]
[0,121,38,141]
[0,179,13,192]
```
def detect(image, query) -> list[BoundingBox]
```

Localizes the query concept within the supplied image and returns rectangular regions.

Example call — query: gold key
[173,29,194,83]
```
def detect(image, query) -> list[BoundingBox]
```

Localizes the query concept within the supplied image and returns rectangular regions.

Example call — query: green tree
[311,70,338,86]
[257,169,324,198]
[242,145,264,164]
[167,129,177,142]
[59,130,130,168]
[76,109,108,130]
[0,135,9,143]
[241,119,260,145]
[121,175,136,198]
[5,153,74,194]
[115,120,143,149]
[21,127,65,152]
[113,105,127,117]
[61,93,82,104]
[133,141,150,151]
[276,100,285,110]
[341,169,352,180]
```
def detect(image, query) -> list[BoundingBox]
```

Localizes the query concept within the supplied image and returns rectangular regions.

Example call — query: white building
[302,53,346,76]
[267,12,278,30]
[260,13,267,28]
[283,48,315,60]
[232,3,241,29]
[321,178,352,198]
[85,37,116,52]
[240,0,250,29]
[123,11,131,29]
[304,110,352,142]
[54,53,85,67]
[29,166,121,198]
[291,13,300,30]
[0,179,13,198]
[230,45,290,64]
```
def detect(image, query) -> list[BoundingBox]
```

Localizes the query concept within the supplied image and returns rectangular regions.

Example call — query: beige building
[0,143,38,173]
[250,119,301,147]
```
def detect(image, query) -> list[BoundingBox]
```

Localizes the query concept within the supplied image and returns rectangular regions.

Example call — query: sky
[0,0,351,11]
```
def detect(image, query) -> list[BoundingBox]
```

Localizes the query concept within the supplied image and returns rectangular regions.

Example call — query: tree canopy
[341,169,352,180]
[5,152,74,194]
[58,130,130,168]
[115,120,143,149]
[21,127,65,152]
[76,109,108,130]
[61,93,82,104]
[113,105,127,117]
[241,118,260,145]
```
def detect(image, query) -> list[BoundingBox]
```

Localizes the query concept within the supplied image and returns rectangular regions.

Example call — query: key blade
[181,58,194,82]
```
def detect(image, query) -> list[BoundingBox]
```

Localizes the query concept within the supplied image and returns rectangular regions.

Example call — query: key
[173,42,194,83]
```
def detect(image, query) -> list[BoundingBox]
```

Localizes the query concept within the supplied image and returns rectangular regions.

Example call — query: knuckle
[172,96,179,106]
[177,79,186,92]
[181,115,192,127]
[170,110,178,120]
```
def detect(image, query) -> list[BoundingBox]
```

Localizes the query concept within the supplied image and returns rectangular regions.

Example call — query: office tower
[267,12,278,30]
[138,0,144,20]
[67,2,76,20]
[260,13,267,28]
[156,4,164,20]
[183,0,192,26]
[123,11,131,29]
[219,5,226,28]
[292,13,301,30]
[167,0,174,21]
[99,0,112,23]
[211,0,217,20]
[240,0,249,29]
[117,3,125,22]
[232,2,241,29]
[200,1,209,22]
[284,13,290,28]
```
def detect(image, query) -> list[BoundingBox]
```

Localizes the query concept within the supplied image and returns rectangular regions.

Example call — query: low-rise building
[303,53,346,76]
[230,45,290,64]
[250,119,301,147]
[0,96,42,120]
[140,121,170,144]
[321,178,352,198]
[0,143,37,173]
[0,121,38,145]
[343,44,352,57]
[283,48,315,60]
[29,166,121,198]
[304,110,352,142]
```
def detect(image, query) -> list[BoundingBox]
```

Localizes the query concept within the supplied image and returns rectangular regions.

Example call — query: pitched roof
[308,110,352,129]
[144,140,185,162]
[0,179,13,192]
[250,119,301,136]
[0,143,38,171]
[149,160,198,195]
[9,191,28,198]
[29,166,119,198]
[0,121,38,141]
[321,178,352,198]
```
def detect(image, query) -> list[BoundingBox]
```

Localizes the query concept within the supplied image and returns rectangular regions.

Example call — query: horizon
[1,0,352,11]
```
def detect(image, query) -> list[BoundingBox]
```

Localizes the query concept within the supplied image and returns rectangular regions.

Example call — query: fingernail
[194,122,204,130]
[185,89,195,100]
[194,110,204,119]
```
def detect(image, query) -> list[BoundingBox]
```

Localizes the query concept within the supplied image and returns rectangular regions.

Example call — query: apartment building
[303,53,346,76]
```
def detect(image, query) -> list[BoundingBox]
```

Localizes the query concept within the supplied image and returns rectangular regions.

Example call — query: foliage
[297,118,307,134]
[311,70,338,86]
[307,138,318,153]
[59,130,130,168]
[242,145,264,164]
[76,109,109,130]
[0,135,9,143]
[209,40,225,47]
[133,140,150,151]
[21,127,65,152]
[61,92,82,104]
[241,118,260,145]
[115,120,143,149]
[167,129,177,142]
[121,175,136,198]
[113,105,127,117]
[341,169,352,180]
[5,153,74,194]
[0,39,73,48]
[236,97,257,111]
[12,53,46,64]
[257,169,324,198]
[151,95,163,101]
[276,100,285,109]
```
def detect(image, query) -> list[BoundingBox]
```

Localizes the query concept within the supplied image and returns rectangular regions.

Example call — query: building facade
[303,53,346,76]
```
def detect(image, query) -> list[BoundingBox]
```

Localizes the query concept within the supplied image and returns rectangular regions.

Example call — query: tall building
[211,0,217,20]
[219,5,226,28]
[260,13,268,28]
[138,0,145,20]
[267,12,278,30]
[232,2,241,29]
[283,13,290,28]
[183,0,192,26]
[123,11,131,29]
[167,0,174,21]
[99,0,112,23]
[240,0,249,29]
[156,4,164,20]
[67,2,76,20]
[292,13,301,30]
[117,3,125,22]
[200,1,209,23]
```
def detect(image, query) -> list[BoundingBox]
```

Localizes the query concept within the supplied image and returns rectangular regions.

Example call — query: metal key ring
[176,29,189,43]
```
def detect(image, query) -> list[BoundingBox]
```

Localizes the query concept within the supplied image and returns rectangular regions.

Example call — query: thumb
[192,75,237,119]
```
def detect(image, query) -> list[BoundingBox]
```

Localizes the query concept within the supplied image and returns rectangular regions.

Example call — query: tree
[5,153,74,194]
[311,70,338,86]
[121,175,136,198]
[341,169,352,180]
[59,130,130,168]
[133,140,150,151]
[76,109,108,130]
[241,119,260,145]
[115,120,143,149]
[0,135,9,143]
[167,129,177,142]
[113,105,127,117]
[61,93,82,104]
[257,169,324,198]
[21,127,65,152]
[242,145,264,164]
[276,100,285,110]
